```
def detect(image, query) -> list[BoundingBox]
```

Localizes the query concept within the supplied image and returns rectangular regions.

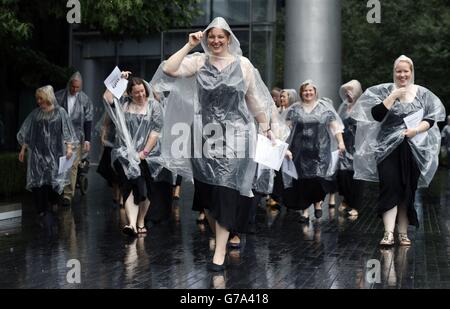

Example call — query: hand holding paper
[403,109,427,145]
[104,66,129,99]
[254,134,288,171]
[58,153,77,175]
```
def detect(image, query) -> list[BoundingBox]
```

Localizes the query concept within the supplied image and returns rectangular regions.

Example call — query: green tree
[80,0,202,39]
[0,0,201,150]
[342,0,450,111]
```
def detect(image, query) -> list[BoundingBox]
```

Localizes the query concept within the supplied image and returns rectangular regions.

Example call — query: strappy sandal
[137,225,147,234]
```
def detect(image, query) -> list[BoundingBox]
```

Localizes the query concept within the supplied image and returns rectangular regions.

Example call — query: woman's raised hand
[121,71,132,79]
[188,31,203,48]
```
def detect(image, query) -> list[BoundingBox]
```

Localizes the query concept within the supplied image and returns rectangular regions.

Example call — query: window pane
[251,25,275,85]
[212,0,250,24]
[192,0,211,26]
[252,0,276,23]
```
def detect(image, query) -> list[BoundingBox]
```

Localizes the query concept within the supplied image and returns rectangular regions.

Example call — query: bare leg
[213,221,230,265]
[124,193,139,232]
[328,193,336,205]
[382,206,398,233]
[137,198,150,229]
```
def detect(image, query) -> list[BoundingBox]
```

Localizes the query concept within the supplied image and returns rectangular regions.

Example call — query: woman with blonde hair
[283,80,345,223]
[17,85,78,225]
[352,55,445,246]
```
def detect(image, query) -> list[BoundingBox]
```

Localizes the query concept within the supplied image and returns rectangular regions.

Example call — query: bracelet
[415,129,420,135]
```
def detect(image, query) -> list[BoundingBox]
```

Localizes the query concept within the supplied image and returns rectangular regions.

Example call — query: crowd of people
[17,17,446,271]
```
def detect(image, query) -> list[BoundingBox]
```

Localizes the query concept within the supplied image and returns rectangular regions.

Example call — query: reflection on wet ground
[1,169,450,288]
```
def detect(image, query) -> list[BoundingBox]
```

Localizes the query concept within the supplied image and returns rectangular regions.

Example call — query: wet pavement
[1,168,450,289]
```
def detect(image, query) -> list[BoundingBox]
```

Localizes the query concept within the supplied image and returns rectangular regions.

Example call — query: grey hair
[36,85,57,106]
[69,71,83,84]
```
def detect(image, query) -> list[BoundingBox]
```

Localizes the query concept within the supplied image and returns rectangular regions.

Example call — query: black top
[371,103,435,127]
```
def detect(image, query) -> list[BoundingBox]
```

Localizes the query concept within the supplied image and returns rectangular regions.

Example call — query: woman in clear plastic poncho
[283,80,345,223]
[103,76,172,236]
[154,17,277,271]
[351,55,445,246]
[17,85,78,217]
[336,80,364,217]
[266,89,299,210]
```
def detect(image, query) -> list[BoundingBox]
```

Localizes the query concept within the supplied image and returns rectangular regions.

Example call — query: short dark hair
[126,77,149,97]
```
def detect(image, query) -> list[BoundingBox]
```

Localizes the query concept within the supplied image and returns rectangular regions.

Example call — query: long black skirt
[377,140,420,227]
[322,175,338,194]
[283,178,327,210]
[97,147,118,187]
[193,179,250,233]
[337,170,363,210]
[114,159,173,222]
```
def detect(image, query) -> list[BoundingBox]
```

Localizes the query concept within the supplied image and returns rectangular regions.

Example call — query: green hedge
[0,152,27,196]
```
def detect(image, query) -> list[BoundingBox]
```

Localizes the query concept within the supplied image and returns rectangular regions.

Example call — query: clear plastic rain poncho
[337,80,363,171]
[350,55,446,187]
[151,17,284,196]
[103,81,167,182]
[55,72,93,143]
[95,112,116,148]
[17,87,79,193]
[284,80,344,180]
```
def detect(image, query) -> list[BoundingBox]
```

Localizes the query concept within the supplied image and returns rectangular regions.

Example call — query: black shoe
[207,261,225,272]
[122,225,136,236]
[270,203,281,211]
[314,209,323,218]
[299,216,310,223]
[228,242,241,249]
[62,197,71,207]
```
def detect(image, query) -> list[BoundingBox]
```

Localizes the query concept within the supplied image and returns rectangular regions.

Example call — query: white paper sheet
[281,158,298,179]
[329,150,340,175]
[403,108,428,145]
[58,153,77,175]
[254,134,289,171]
[104,66,128,99]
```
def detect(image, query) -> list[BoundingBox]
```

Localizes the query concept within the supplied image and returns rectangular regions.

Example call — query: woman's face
[207,28,230,56]
[36,94,51,110]
[395,61,412,87]
[131,84,147,105]
[301,85,316,103]
[280,91,289,107]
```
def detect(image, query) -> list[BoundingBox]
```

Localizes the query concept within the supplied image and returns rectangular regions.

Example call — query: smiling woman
[351,55,446,247]
[151,16,287,272]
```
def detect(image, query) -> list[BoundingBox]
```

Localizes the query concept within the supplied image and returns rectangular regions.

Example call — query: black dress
[191,57,256,232]
[371,103,434,227]
[283,103,336,210]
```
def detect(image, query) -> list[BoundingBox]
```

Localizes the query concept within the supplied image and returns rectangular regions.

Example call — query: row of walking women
[18,17,446,272]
